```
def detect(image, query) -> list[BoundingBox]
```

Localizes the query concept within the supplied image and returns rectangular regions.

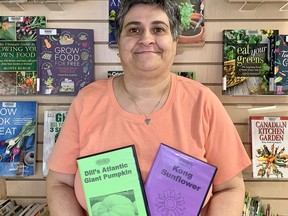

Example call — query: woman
[46,0,251,215]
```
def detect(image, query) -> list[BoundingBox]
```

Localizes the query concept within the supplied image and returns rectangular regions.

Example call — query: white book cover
[43,110,67,176]
[250,116,288,178]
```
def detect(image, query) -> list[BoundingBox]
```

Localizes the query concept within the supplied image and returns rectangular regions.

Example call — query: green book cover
[77,145,150,216]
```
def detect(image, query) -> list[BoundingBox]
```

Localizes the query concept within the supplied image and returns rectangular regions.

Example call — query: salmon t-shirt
[48,74,251,212]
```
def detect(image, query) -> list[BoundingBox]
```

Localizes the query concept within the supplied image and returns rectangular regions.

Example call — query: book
[0,200,16,215]
[33,203,50,216]
[18,203,35,216]
[22,204,40,216]
[175,0,205,46]
[77,145,150,216]
[36,28,94,95]
[0,16,46,41]
[0,101,37,177]
[107,70,124,78]
[5,204,23,216]
[274,34,288,95]
[43,110,68,176]
[145,143,217,216]
[0,16,46,95]
[176,71,196,80]
[250,116,288,178]
[222,29,278,96]
[108,0,120,46]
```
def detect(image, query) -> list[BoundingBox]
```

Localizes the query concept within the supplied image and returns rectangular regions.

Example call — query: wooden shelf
[228,0,288,11]
[0,0,74,11]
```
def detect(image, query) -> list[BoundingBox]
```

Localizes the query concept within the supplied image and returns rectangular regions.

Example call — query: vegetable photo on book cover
[0,16,46,95]
[250,116,288,178]
[0,101,37,177]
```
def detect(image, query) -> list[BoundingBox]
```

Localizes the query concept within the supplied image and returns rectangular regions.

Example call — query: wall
[0,0,288,215]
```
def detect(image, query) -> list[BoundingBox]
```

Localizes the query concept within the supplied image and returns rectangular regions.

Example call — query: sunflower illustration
[155,189,185,216]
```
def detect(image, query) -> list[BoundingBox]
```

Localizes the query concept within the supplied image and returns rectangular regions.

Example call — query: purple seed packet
[145,143,217,216]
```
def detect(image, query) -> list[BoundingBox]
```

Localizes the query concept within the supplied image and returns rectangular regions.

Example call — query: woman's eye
[154,27,166,34]
[129,28,140,33]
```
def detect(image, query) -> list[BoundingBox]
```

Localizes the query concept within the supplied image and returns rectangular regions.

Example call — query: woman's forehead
[123,4,169,25]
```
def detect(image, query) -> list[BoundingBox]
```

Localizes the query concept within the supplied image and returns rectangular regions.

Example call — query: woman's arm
[46,170,86,216]
[202,172,246,216]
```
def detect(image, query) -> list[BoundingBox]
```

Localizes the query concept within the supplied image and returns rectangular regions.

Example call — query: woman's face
[118,4,177,76]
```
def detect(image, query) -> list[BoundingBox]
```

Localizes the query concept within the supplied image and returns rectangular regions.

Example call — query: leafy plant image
[91,194,136,216]
[0,22,16,40]
[178,2,194,32]
[223,30,262,62]
[109,9,117,34]
[16,16,46,40]
[155,189,185,215]
[256,144,288,178]
[223,29,276,94]
[44,77,53,87]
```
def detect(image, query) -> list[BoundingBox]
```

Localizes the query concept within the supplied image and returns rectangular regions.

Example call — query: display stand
[228,0,288,11]
[0,0,73,11]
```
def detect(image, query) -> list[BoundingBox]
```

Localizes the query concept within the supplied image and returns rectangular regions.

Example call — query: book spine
[269,33,277,94]
[222,30,227,94]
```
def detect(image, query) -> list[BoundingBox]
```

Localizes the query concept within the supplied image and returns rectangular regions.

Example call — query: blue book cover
[108,0,120,46]
[36,28,95,95]
[0,101,37,177]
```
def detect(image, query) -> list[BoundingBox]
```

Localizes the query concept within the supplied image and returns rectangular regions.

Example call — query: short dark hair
[115,0,181,41]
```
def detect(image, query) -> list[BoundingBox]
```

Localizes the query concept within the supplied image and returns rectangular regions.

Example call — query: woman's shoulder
[174,74,211,94]
[77,78,112,96]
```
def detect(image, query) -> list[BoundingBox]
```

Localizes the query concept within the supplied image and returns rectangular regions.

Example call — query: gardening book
[250,116,288,178]
[222,29,278,96]
[36,28,94,95]
[107,70,124,78]
[77,145,150,216]
[176,71,196,80]
[108,0,120,46]
[175,0,205,46]
[274,34,288,95]
[0,16,46,95]
[43,110,68,176]
[0,101,37,177]
[145,143,217,216]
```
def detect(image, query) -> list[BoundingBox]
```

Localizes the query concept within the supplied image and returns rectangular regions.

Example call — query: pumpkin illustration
[91,194,135,216]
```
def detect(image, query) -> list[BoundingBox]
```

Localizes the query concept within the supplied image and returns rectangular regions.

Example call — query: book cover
[175,0,205,46]
[77,145,150,216]
[145,143,217,216]
[176,71,196,80]
[0,16,46,95]
[0,101,37,177]
[222,29,278,96]
[107,70,124,78]
[43,110,67,177]
[36,28,94,95]
[250,116,288,178]
[108,0,120,46]
[274,34,288,95]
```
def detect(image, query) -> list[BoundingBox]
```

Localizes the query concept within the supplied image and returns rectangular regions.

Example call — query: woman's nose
[138,30,155,46]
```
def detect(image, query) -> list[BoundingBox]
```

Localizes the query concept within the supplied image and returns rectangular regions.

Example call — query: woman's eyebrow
[124,21,141,29]
[124,20,169,29]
